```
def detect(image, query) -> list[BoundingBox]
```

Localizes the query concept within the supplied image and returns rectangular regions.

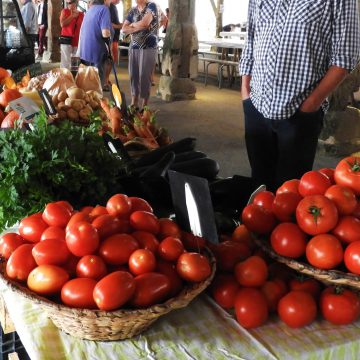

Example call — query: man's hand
[241,75,251,100]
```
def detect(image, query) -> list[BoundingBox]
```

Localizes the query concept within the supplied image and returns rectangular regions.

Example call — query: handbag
[59,36,72,45]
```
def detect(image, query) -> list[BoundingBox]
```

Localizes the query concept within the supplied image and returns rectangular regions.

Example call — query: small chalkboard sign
[38,89,56,115]
[12,62,42,83]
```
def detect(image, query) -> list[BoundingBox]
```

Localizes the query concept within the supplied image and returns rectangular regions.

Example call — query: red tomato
[91,214,125,240]
[93,271,135,311]
[157,236,184,262]
[276,179,300,195]
[106,194,132,218]
[42,202,72,228]
[130,211,160,234]
[176,252,211,282]
[272,192,302,222]
[129,197,153,213]
[270,222,307,258]
[80,206,94,215]
[278,290,317,328]
[241,204,277,235]
[324,185,357,216]
[334,156,360,195]
[63,253,80,277]
[19,214,48,243]
[296,195,338,235]
[231,224,253,248]
[6,244,36,281]
[128,249,156,275]
[0,233,26,259]
[253,191,275,211]
[320,287,360,325]
[298,171,331,197]
[40,226,66,242]
[289,278,322,300]
[66,212,90,232]
[61,278,97,309]
[352,201,360,220]
[55,200,74,214]
[157,218,182,240]
[332,216,360,244]
[99,233,139,265]
[88,206,108,220]
[130,272,171,308]
[234,255,268,287]
[76,255,108,280]
[131,231,159,253]
[261,279,288,312]
[344,241,360,274]
[212,240,251,272]
[65,221,100,257]
[318,168,335,184]
[211,274,240,309]
[234,288,268,329]
[32,239,70,266]
[156,260,184,297]
[181,231,206,251]
[306,234,343,270]
[27,265,69,296]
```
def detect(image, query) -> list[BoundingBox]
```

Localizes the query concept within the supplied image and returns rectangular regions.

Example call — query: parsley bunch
[0,110,127,231]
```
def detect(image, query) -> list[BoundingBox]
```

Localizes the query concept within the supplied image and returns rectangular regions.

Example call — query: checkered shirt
[239,0,360,120]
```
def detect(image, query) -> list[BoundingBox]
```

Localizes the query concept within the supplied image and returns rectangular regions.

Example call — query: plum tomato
[6,244,36,281]
[131,231,159,253]
[181,231,206,251]
[19,214,48,243]
[211,273,240,309]
[91,214,125,240]
[93,271,136,311]
[332,216,360,244]
[129,197,153,213]
[271,192,302,222]
[324,185,357,216]
[241,204,277,235]
[231,224,253,248]
[65,212,90,232]
[261,279,288,312]
[157,218,182,240]
[289,277,322,300]
[61,278,97,309]
[157,236,184,262]
[106,194,132,218]
[156,260,184,297]
[88,206,108,220]
[32,238,70,266]
[176,252,212,282]
[130,211,160,234]
[42,202,72,228]
[344,241,360,275]
[276,179,300,195]
[128,249,156,275]
[252,191,275,211]
[0,233,26,259]
[298,170,331,197]
[40,226,66,242]
[80,206,94,215]
[234,255,268,287]
[76,255,108,280]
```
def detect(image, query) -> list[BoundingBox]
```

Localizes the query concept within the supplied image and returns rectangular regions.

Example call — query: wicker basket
[253,236,360,289]
[0,248,216,341]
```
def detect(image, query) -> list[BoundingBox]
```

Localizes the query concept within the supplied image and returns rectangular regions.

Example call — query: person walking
[122,0,159,109]
[239,0,360,192]
[79,0,113,89]
[36,0,47,60]
[59,0,84,70]
[20,0,38,47]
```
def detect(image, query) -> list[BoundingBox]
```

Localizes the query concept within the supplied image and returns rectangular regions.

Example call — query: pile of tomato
[210,224,360,329]
[0,194,212,311]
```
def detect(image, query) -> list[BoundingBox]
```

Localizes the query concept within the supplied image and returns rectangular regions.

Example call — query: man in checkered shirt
[239,0,360,191]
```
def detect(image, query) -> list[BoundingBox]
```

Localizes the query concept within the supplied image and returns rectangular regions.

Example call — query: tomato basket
[0,247,216,341]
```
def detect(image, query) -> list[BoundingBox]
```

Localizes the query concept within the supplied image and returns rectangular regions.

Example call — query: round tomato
[177,252,211,282]
[61,278,97,309]
[278,290,317,328]
[334,156,360,195]
[131,231,159,253]
[181,231,206,251]
[270,222,307,258]
[252,191,275,211]
[106,194,132,218]
[261,279,288,312]
[352,201,360,220]
[76,255,108,280]
[65,221,99,257]
[27,265,69,296]
[156,260,184,297]
[6,244,36,281]
[42,202,72,228]
[318,168,335,184]
[298,171,331,197]
[0,233,26,259]
[272,192,302,222]
[344,241,360,274]
[234,255,268,287]
[19,214,48,243]
[276,179,300,195]
[130,272,171,308]
[320,287,360,325]
[99,233,139,265]
[241,204,277,235]
[324,185,357,216]
[130,211,160,234]
[129,197,153,213]
[157,236,184,262]
[128,249,156,275]
[32,238,70,266]
[231,224,253,248]
[55,200,74,213]
[296,195,338,235]
[157,218,181,240]
[66,212,90,232]
[93,271,135,311]
[289,278,322,299]
[332,216,360,244]
[40,226,66,242]
[91,214,125,240]
[306,234,343,270]
[211,274,240,309]
[234,288,268,329]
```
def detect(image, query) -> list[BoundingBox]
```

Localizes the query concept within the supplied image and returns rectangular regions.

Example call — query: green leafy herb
[0,109,128,231]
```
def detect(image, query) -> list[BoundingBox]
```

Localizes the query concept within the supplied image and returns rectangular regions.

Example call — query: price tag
[8,96,39,121]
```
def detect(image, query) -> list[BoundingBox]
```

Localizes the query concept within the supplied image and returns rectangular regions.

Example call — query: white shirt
[20,0,38,35]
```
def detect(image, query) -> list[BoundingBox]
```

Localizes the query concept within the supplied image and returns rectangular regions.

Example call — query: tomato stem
[334,286,344,295]
[346,159,360,173]
[308,205,321,224]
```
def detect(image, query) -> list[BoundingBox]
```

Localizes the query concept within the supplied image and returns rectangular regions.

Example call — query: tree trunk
[43,0,61,62]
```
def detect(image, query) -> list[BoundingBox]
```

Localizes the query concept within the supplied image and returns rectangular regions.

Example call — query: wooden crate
[0,292,15,334]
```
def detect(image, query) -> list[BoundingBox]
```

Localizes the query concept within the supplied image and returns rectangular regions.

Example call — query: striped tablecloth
[2,288,360,360]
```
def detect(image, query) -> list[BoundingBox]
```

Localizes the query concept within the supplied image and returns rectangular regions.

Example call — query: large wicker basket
[0,248,216,341]
[254,236,360,290]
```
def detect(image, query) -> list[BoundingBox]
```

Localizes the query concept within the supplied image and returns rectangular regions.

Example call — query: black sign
[38,89,56,115]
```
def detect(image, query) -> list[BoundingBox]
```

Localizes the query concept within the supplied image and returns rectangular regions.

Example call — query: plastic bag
[42,68,76,96]
[75,64,103,96]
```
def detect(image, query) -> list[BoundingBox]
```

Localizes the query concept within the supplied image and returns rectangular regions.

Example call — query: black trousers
[243,98,324,192]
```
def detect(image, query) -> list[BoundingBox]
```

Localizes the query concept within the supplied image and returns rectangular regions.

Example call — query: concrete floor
[111,62,342,179]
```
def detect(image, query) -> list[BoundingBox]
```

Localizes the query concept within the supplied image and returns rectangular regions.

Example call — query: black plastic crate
[1,327,30,360]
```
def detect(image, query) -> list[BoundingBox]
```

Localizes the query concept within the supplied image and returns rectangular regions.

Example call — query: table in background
[219,31,247,41]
